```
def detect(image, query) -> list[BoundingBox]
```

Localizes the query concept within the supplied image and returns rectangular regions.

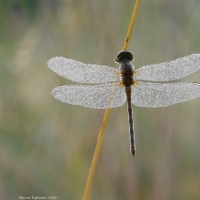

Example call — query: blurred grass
[0,0,200,199]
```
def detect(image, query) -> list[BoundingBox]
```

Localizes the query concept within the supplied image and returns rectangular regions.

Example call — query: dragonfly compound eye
[114,50,134,63]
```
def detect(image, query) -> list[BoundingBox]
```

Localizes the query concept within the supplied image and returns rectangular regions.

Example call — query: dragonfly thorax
[119,61,134,87]
[115,50,135,87]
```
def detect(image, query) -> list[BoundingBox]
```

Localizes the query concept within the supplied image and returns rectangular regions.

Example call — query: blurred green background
[1,0,200,199]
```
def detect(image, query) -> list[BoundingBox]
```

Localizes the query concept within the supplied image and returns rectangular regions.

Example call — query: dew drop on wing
[47,57,120,84]
[51,83,127,109]
[134,54,200,82]
[131,82,200,108]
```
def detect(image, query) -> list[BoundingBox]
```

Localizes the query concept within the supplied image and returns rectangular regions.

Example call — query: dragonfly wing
[135,54,200,81]
[51,83,126,109]
[48,57,119,84]
[132,81,200,107]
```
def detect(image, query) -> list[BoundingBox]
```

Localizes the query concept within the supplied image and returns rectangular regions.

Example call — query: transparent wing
[48,57,119,84]
[132,81,200,107]
[134,54,200,81]
[51,83,126,109]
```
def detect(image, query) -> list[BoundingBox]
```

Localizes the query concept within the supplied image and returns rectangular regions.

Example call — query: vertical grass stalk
[82,1,141,199]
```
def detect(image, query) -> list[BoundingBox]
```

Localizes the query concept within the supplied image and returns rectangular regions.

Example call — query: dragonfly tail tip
[131,147,136,157]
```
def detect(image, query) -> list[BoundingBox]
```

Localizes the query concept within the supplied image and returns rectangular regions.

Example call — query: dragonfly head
[114,50,134,63]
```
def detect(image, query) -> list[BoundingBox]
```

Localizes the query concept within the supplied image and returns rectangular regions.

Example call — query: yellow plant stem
[82,0,141,199]
[82,109,111,200]
[123,0,141,50]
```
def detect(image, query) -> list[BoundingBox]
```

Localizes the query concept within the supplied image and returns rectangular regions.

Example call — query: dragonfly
[48,50,200,156]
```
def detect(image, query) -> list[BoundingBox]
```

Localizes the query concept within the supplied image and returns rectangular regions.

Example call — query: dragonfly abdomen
[125,86,135,156]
